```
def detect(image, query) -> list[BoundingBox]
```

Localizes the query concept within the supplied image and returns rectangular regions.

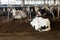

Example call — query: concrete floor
[0,32,60,40]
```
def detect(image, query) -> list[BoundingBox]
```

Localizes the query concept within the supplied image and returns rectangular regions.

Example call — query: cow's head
[37,25,49,32]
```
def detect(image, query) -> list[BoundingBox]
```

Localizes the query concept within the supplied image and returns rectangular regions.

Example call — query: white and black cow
[40,6,55,20]
[30,16,51,32]
[12,9,27,19]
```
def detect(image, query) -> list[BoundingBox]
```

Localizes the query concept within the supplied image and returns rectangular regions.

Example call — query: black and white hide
[30,16,51,32]
[12,9,27,19]
[40,6,55,21]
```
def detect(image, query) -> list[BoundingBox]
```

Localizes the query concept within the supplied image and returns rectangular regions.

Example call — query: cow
[40,5,55,21]
[30,16,51,32]
[12,8,27,19]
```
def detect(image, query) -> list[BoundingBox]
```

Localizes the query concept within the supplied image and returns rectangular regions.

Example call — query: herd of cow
[0,5,59,32]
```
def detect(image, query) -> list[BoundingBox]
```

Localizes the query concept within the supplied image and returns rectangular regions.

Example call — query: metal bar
[58,6,59,20]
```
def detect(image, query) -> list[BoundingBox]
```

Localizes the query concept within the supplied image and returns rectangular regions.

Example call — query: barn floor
[0,31,60,40]
[0,17,60,40]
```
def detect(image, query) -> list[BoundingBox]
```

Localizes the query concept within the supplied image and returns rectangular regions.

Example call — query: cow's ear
[41,26,46,29]
[47,26,48,28]
[34,26,35,29]
[41,26,43,29]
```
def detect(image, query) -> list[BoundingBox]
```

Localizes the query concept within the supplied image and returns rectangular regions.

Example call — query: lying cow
[30,16,51,32]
